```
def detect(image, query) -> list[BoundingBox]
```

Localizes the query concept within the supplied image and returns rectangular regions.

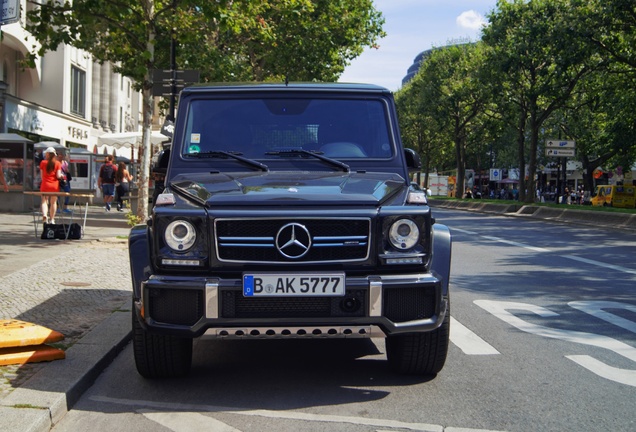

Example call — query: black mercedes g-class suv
[129,83,452,378]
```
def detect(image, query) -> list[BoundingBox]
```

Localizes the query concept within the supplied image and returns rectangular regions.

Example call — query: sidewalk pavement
[0,206,134,432]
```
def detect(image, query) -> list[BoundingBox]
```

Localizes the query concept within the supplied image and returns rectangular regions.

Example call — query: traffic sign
[151,69,199,97]
[546,148,575,157]
[546,139,575,149]
[152,69,200,83]
[1,0,20,25]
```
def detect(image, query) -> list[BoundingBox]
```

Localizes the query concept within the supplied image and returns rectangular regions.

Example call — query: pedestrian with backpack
[98,155,118,211]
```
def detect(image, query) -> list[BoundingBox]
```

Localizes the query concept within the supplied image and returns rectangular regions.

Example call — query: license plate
[243,273,345,297]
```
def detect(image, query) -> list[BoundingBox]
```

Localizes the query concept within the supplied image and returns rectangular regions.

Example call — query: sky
[338,0,499,92]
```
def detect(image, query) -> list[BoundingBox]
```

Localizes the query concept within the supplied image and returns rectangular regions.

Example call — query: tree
[555,69,636,192]
[413,43,487,198]
[191,0,385,82]
[482,0,603,203]
[573,0,636,70]
[570,0,636,186]
[25,0,384,218]
[395,81,448,189]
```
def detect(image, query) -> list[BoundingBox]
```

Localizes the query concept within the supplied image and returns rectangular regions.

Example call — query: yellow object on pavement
[0,319,65,348]
[0,319,65,365]
[0,345,65,366]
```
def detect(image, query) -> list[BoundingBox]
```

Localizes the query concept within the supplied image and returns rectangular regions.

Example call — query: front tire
[386,304,450,375]
[132,308,193,378]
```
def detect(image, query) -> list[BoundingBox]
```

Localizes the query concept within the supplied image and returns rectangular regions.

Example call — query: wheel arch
[129,224,151,299]
[429,223,452,296]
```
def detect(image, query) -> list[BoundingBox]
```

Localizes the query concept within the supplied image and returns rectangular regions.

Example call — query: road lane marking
[450,228,479,235]
[452,225,636,275]
[568,301,636,333]
[562,255,636,275]
[565,355,636,387]
[92,395,506,431]
[142,410,242,431]
[481,236,551,252]
[475,300,636,387]
[474,300,636,361]
[450,317,500,355]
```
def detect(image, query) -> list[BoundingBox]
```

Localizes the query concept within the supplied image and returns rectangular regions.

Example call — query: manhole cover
[60,282,92,287]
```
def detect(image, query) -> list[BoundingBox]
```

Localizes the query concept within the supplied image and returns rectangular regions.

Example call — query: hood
[169,171,407,207]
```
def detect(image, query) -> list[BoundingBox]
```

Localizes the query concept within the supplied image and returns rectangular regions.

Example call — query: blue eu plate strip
[243,275,254,296]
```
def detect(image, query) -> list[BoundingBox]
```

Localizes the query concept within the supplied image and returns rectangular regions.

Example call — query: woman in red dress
[39,147,64,224]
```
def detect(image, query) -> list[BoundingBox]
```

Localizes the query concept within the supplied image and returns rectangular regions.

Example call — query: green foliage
[187,0,386,82]
[397,43,487,195]
[396,0,636,204]
[126,212,143,227]
[25,1,384,87]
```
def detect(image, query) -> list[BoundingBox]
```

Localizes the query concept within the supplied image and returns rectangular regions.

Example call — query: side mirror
[404,148,422,172]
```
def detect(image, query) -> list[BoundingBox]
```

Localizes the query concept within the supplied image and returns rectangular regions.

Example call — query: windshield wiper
[184,151,268,172]
[265,149,350,172]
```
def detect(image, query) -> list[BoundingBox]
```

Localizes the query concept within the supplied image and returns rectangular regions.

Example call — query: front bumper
[135,273,448,338]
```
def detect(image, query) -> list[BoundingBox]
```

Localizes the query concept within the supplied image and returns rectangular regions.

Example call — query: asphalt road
[51,208,636,432]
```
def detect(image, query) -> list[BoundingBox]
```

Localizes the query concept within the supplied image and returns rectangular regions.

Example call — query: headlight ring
[164,220,197,251]
[388,218,420,250]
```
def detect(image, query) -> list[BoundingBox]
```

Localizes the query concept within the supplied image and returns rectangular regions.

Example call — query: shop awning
[97,131,169,149]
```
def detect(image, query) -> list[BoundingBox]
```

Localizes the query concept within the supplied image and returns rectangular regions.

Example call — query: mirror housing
[404,148,422,172]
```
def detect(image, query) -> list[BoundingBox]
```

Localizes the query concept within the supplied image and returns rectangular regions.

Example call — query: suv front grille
[215,218,370,263]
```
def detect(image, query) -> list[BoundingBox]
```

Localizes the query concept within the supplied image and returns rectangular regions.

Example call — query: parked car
[591,185,636,208]
[129,82,452,378]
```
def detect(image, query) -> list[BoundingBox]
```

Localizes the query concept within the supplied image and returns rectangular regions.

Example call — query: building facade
[0,1,171,211]
[0,0,146,157]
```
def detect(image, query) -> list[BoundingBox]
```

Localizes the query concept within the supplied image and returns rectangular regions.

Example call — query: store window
[71,66,86,117]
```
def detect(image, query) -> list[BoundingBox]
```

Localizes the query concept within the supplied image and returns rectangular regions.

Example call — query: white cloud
[456,10,487,31]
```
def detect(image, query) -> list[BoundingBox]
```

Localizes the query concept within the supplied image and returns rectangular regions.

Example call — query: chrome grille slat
[215,218,371,263]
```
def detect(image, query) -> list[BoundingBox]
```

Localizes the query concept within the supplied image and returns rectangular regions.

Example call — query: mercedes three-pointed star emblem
[275,223,312,259]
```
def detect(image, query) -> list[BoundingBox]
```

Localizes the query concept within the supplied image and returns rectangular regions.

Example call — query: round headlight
[388,219,419,250]
[165,220,196,251]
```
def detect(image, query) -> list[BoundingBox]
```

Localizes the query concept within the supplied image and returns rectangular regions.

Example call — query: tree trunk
[137,5,155,221]
[526,109,539,204]
[455,136,465,198]
[516,109,527,202]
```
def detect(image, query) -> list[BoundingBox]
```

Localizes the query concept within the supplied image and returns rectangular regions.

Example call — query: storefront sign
[67,126,89,142]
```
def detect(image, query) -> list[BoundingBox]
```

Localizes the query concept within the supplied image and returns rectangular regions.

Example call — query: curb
[0,303,131,432]
[428,199,636,232]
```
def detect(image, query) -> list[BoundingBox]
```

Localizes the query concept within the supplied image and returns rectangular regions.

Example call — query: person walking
[97,155,118,211]
[57,152,72,213]
[0,159,8,192]
[39,147,64,224]
[114,161,133,211]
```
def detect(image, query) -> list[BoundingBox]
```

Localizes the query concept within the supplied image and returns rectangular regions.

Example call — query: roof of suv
[182,82,393,95]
